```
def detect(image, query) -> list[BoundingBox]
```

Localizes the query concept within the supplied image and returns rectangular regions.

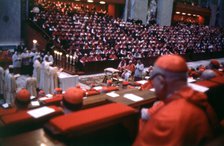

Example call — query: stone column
[209,4,218,26]
[156,0,174,26]
[124,0,148,24]
[124,0,129,21]
[218,0,224,27]
[0,0,21,46]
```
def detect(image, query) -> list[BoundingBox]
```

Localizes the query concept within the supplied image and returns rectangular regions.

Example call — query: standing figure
[0,66,4,95]
[33,57,41,88]
[49,65,60,94]
[12,51,22,74]
[25,75,38,97]
[134,60,144,81]
[5,66,17,105]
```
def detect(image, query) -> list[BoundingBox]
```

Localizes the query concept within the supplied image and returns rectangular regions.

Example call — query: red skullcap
[107,80,113,84]
[38,90,45,97]
[155,55,188,72]
[210,59,220,68]
[63,87,85,105]
[54,88,62,94]
[122,81,129,86]
[16,88,31,102]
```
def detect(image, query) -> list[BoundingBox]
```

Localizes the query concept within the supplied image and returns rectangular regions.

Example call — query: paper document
[136,80,148,85]
[188,83,209,92]
[39,97,49,101]
[187,78,196,83]
[123,94,143,102]
[27,106,55,118]
[106,92,119,98]
[46,94,53,98]
[31,101,40,106]
[118,78,123,82]
[93,86,103,90]
[30,96,36,100]
[2,103,9,108]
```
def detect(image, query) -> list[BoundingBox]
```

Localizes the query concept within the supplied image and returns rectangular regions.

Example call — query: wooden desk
[82,94,111,109]
[105,88,156,108]
[0,129,65,146]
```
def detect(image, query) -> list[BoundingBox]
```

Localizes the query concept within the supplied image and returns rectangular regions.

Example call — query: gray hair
[151,66,187,82]
[200,69,216,80]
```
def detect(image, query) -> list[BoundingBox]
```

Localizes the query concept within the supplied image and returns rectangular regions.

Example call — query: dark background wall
[0,0,21,48]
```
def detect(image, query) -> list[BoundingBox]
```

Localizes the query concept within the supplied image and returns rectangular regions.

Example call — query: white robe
[41,62,51,94]
[0,67,4,94]
[5,73,17,105]
[49,66,59,94]
[33,59,41,88]
[39,61,49,90]
[4,69,9,100]
[134,63,144,78]
[12,53,22,68]
[26,77,37,97]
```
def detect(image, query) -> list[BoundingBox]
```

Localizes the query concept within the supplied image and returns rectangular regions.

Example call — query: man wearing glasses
[133,55,218,146]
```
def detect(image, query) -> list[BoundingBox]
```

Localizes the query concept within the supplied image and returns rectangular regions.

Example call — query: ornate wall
[157,0,174,26]
[0,0,21,47]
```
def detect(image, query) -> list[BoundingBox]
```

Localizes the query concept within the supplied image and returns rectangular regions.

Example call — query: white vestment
[0,67,4,94]
[33,59,41,88]
[42,62,51,94]
[26,77,37,97]
[5,73,17,105]
[49,66,59,94]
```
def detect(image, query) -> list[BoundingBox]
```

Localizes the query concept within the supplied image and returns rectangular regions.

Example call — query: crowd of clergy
[0,48,62,106]
[31,0,224,65]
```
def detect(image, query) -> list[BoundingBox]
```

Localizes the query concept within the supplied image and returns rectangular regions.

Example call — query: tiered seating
[32,0,224,62]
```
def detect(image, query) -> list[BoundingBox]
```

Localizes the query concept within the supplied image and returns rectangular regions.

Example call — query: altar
[58,72,79,91]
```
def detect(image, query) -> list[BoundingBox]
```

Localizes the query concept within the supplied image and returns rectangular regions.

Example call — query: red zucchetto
[155,55,188,72]
[15,88,31,103]
[62,87,85,111]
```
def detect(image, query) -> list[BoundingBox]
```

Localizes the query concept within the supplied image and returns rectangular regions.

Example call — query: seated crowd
[31,0,224,66]
[0,54,224,145]
[0,0,224,144]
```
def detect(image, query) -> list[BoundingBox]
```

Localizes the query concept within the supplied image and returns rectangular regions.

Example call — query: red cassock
[133,87,217,146]
[140,80,153,90]
[213,69,224,77]
[126,64,135,73]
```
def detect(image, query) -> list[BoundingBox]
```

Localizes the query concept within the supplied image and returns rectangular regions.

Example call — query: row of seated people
[31,0,224,61]
[0,84,137,146]
[1,55,224,145]
[139,59,224,91]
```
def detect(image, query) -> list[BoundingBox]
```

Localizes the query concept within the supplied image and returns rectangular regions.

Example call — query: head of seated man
[15,88,31,109]
[209,59,220,70]
[150,55,188,100]
[62,87,85,112]
[200,69,217,80]
[134,55,218,146]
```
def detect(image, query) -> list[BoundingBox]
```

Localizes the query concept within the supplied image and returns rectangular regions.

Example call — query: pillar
[0,0,21,46]
[156,0,174,26]
[124,0,148,24]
